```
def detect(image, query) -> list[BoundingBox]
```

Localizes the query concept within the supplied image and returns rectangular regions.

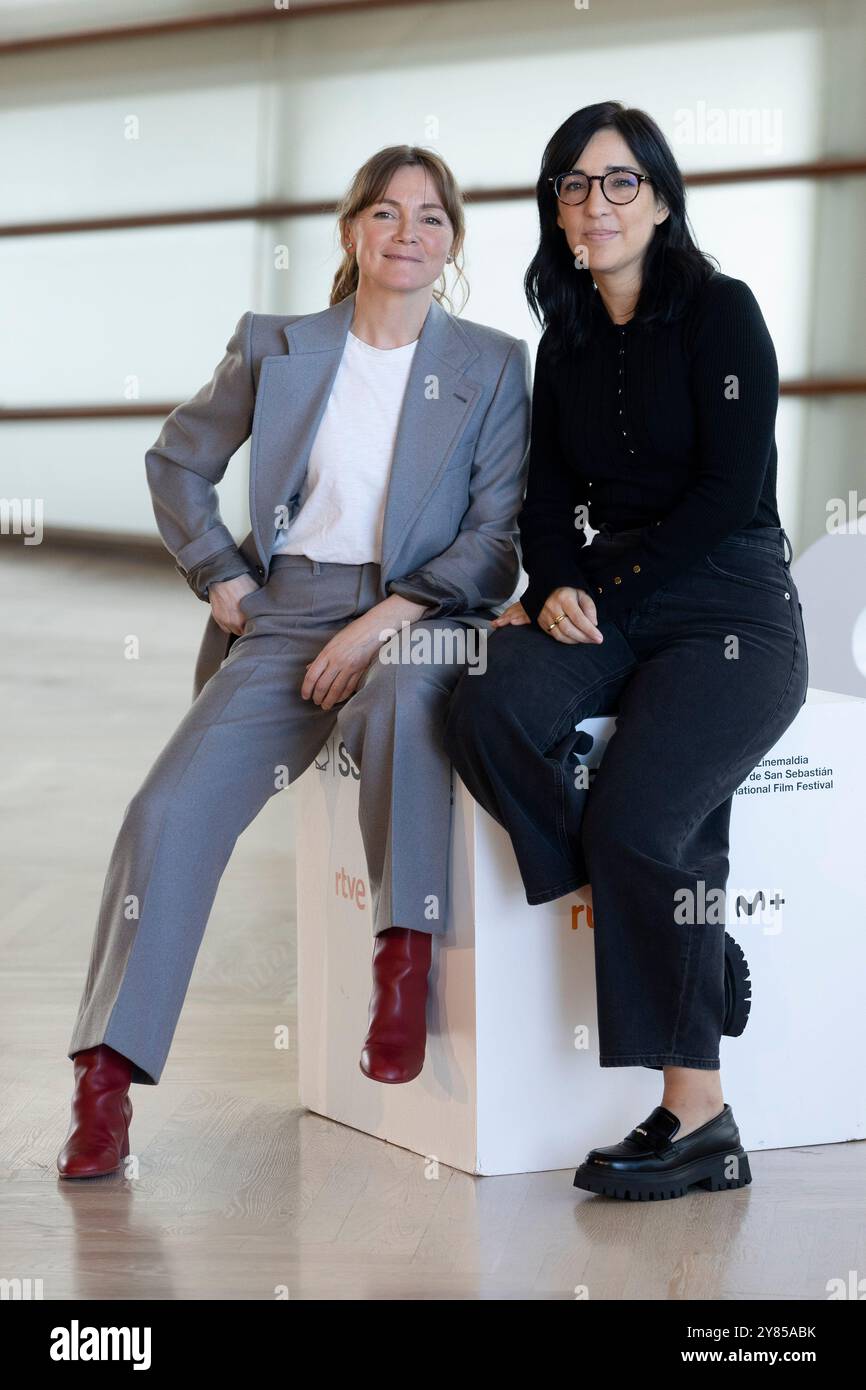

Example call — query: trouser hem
[525,875,590,905]
[69,1039,159,1087]
[373,923,446,938]
[599,1053,721,1070]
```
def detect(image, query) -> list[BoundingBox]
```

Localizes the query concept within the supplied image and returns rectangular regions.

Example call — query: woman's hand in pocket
[209,574,261,636]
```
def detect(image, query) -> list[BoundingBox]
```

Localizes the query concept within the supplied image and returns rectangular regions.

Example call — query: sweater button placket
[618,325,635,456]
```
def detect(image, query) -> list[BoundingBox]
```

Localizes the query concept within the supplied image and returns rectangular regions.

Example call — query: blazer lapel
[249,293,355,569]
[249,290,482,576]
[378,297,481,578]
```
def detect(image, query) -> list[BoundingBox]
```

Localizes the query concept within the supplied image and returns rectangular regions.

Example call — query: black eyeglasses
[549,168,652,206]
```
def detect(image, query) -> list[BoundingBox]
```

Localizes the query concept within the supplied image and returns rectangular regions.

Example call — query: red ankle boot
[359,927,433,1083]
[57,1044,134,1178]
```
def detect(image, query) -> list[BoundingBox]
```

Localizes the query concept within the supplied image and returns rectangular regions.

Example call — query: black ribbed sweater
[517,271,782,624]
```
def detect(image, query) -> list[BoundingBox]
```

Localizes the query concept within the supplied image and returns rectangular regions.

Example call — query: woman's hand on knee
[539,587,603,644]
[491,601,531,628]
[209,575,260,636]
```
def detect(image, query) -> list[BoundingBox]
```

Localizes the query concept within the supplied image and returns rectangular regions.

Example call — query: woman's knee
[122,780,172,841]
[442,664,492,751]
[443,631,547,755]
[581,783,674,868]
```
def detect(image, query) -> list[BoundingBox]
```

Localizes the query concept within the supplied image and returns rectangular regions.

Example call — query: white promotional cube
[296,689,866,1175]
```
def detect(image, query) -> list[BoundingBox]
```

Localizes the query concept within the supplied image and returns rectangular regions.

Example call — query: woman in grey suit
[58,145,531,1177]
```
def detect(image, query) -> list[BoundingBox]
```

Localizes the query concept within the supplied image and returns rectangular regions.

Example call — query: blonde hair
[330,145,469,313]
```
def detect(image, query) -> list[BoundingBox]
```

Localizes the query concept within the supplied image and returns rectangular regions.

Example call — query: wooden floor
[2,547,863,1301]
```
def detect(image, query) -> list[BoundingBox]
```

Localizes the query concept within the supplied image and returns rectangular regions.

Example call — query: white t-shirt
[272,328,419,562]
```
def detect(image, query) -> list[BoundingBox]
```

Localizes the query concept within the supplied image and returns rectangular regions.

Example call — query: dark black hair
[525,101,718,359]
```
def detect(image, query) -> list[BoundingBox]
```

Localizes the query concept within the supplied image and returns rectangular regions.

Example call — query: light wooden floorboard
[2,548,863,1301]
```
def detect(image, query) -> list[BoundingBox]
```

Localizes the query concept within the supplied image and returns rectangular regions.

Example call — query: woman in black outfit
[442,102,809,1201]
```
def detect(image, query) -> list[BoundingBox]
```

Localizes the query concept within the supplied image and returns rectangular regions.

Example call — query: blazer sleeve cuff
[386,570,474,617]
[175,522,240,576]
[180,544,254,602]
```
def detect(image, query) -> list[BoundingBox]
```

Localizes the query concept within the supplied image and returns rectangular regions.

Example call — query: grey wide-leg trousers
[67,554,474,1085]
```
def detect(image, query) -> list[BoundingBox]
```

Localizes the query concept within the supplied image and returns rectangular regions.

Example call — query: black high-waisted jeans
[442,524,809,1071]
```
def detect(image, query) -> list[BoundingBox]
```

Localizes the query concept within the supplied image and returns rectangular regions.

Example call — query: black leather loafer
[723,932,752,1036]
[573,1103,752,1201]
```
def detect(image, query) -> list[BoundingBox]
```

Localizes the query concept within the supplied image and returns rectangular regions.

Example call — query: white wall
[0,0,860,557]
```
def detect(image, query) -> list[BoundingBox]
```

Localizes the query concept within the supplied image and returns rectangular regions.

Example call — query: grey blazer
[144,290,532,699]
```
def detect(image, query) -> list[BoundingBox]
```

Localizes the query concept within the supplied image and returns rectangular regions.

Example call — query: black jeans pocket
[703,540,791,597]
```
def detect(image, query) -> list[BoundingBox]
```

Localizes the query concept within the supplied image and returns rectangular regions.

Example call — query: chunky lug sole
[573,1146,752,1201]
[723,931,752,1036]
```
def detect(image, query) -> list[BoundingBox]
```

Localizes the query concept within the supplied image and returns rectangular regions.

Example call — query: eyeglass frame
[548,168,653,206]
